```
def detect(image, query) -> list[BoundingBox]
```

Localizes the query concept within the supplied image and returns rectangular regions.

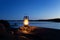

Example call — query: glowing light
[23,19,29,25]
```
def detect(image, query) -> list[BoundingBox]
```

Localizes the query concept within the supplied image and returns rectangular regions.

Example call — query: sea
[8,21,60,30]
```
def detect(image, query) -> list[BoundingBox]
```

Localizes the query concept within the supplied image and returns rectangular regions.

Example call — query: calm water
[9,21,60,30]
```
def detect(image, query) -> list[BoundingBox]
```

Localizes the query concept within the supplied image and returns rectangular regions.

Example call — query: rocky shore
[11,26,60,40]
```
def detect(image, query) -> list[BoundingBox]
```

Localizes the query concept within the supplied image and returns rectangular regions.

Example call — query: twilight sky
[0,0,60,20]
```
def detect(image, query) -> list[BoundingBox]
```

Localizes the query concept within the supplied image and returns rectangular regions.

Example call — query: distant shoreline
[1,18,60,22]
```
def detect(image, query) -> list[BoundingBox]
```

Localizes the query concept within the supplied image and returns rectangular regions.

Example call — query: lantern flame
[24,19,29,25]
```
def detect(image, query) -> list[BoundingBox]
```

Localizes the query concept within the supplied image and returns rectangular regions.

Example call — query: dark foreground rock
[13,27,60,40]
